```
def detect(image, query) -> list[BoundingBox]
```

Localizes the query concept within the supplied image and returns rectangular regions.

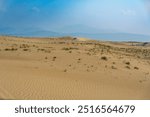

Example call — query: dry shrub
[101,56,108,61]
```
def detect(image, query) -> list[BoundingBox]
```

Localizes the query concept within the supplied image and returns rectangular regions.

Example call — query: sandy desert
[0,36,150,100]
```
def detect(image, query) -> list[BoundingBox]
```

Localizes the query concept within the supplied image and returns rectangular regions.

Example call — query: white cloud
[121,9,136,16]
[32,7,40,13]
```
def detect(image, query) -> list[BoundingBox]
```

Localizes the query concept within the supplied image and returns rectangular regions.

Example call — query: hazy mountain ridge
[0,27,150,42]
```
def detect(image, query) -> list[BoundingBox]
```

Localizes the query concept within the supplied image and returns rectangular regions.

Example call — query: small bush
[111,66,117,69]
[63,69,67,72]
[52,56,57,61]
[125,66,130,69]
[125,62,130,65]
[23,49,29,51]
[134,67,139,70]
[62,47,78,51]
[5,48,9,51]
[101,56,108,61]
[37,49,45,51]
[62,47,70,51]
[5,48,17,51]
[112,62,116,64]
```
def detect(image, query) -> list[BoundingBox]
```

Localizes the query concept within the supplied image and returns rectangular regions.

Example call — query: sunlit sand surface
[0,36,150,100]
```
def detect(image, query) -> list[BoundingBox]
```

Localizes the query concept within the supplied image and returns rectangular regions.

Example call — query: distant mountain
[0,27,150,42]
[15,30,65,37]
[56,24,150,41]
[0,27,65,37]
[58,24,115,33]
[69,33,150,42]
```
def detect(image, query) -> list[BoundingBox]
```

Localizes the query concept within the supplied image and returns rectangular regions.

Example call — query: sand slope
[0,36,150,100]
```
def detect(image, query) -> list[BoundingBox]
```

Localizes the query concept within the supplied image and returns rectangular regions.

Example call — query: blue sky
[0,0,150,36]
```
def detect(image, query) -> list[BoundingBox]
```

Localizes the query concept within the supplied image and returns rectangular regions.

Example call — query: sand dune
[0,36,150,100]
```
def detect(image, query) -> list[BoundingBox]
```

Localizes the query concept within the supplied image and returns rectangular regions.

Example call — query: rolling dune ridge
[0,36,150,100]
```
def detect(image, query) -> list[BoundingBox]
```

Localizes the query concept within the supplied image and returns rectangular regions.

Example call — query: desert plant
[23,49,29,51]
[134,67,139,70]
[101,56,108,61]
[125,66,130,69]
[63,69,67,72]
[111,66,117,69]
[52,56,57,61]
[5,48,17,51]
[125,62,130,65]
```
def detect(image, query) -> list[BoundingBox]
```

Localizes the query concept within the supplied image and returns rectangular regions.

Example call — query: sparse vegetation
[112,62,116,64]
[23,49,29,51]
[5,48,18,51]
[125,66,130,69]
[62,47,70,51]
[134,67,139,70]
[37,49,45,51]
[20,44,29,48]
[53,56,57,61]
[62,47,78,51]
[125,62,130,65]
[111,66,117,69]
[63,69,67,72]
[101,56,108,61]
[0,36,150,100]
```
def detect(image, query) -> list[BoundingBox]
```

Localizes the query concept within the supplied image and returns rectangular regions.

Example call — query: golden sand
[0,36,150,100]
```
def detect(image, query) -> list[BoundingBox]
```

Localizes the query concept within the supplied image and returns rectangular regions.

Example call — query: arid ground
[0,36,150,100]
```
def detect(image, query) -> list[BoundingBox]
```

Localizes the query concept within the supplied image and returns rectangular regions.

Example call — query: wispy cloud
[121,9,136,16]
[32,6,40,13]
